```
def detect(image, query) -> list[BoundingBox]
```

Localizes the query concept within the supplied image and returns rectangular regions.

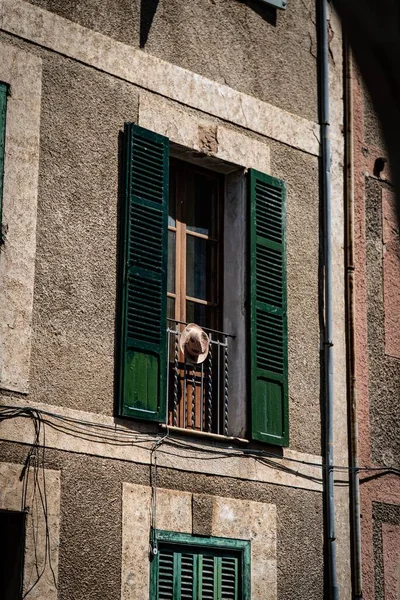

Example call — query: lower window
[151,531,250,600]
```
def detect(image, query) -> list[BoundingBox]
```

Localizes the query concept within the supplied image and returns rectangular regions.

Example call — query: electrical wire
[5,407,59,598]
[1,405,399,477]
[1,402,398,593]
[149,430,169,556]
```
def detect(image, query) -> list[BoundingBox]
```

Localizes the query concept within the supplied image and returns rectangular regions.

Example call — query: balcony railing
[166,320,234,437]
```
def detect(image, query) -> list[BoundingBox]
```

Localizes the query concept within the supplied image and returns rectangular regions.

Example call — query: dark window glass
[186,173,217,237]
[168,159,222,330]
[186,237,217,302]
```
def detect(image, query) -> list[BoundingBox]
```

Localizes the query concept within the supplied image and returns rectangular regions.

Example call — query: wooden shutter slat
[220,556,238,600]
[156,543,242,600]
[200,554,214,600]
[249,169,289,446]
[159,550,174,599]
[119,124,169,421]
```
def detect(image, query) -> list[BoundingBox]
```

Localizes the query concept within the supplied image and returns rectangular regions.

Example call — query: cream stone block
[122,483,152,600]
[122,484,192,600]
[0,462,60,600]
[212,497,277,600]
[1,0,320,156]
[0,42,42,393]
[122,483,277,600]
[139,93,270,173]
[155,488,192,533]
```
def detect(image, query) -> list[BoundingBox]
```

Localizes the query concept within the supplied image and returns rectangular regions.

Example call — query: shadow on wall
[140,0,160,48]
[241,0,277,26]
[139,0,277,49]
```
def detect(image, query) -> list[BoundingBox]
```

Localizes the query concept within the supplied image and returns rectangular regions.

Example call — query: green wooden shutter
[157,547,239,600]
[119,124,169,421]
[249,169,288,446]
[0,82,8,230]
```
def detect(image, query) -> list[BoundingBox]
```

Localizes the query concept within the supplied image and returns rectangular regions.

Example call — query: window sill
[160,423,248,445]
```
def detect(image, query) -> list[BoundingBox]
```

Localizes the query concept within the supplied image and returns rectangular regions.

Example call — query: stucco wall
[0,31,322,455]
[0,440,324,600]
[30,54,138,414]
[352,61,400,599]
[365,177,400,466]
[24,0,140,45]
[0,2,350,597]
[24,0,318,122]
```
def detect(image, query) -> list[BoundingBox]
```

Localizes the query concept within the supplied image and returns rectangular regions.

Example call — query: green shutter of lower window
[0,82,8,229]
[119,124,169,421]
[157,547,239,600]
[249,169,288,446]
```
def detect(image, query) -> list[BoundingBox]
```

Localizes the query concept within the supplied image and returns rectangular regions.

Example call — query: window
[150,531,250,600]
[167,159,223,331]
[0,82,8,238]
[0,510,25,600]
[118,124,288,446]
[167,159,226,433]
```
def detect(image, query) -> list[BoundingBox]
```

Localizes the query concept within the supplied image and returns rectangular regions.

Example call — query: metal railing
[166,319,234,437]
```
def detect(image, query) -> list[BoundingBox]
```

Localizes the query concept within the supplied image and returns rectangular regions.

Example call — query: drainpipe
[344,42,363,599]
[319,1,339,598]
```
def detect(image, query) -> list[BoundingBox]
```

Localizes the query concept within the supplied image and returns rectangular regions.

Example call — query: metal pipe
[344,40,363,599]
[318,1,339,598]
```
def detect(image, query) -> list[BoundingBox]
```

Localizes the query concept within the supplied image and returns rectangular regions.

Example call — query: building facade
[0,0,397,599]
[349,58,400,599]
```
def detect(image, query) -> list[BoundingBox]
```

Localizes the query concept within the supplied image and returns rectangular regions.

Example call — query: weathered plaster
[269,141,321,455]
[352,57,400,600]
[0,0,320,156]
[23,1,318,124]
[365,178,400,467]
[192,494,213,536]
[372,502,400,600]
[352,61,371,467]
[212,496,276,600]
[0,461,60,599]
[0,42,41,393]
[121,483,277,600]
[381,522,400,600]
[382,187,400,359]
[27,53,138,415]
[0,35,323,453]
[23,0,140,46]
[0,397,323,492]
[139,92,270,173]
[1,439,324,600]
[141,0,318,123]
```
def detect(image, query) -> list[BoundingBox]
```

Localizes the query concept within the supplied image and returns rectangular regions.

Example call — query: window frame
[168,158,224,331]
[119,123,289,447]
[150,530,251,600]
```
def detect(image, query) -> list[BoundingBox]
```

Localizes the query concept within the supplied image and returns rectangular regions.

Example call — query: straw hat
[179,323,210,364]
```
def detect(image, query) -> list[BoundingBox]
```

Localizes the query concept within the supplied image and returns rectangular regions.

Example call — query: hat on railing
[179,323,210,364]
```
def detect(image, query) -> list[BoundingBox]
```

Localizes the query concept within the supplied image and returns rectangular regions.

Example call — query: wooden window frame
[168,158,224,330]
